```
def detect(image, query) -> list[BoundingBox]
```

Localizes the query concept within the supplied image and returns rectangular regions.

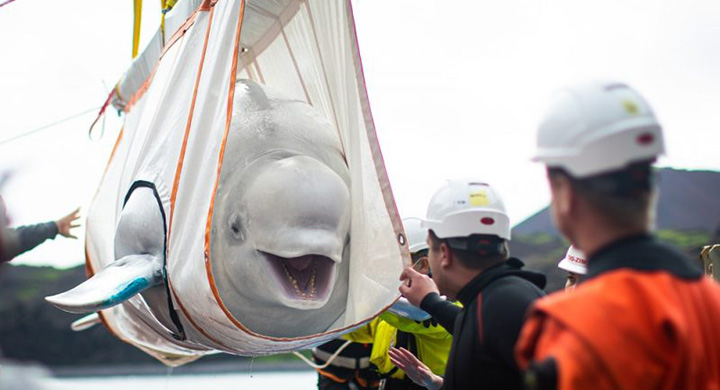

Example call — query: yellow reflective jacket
[344,310,455,380]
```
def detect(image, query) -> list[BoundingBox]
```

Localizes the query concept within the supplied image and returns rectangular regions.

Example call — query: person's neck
[447,261,501,299]
[575,221,648,258]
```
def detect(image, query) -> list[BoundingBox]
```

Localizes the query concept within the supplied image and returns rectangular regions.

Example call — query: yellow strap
[160,0,178,43]
[160,0,166,41]
[132,0,142,58]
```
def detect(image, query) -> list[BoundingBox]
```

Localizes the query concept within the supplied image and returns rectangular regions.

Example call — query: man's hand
[55,208,80,239]
[388,347,443,390]
[399,267,439,307]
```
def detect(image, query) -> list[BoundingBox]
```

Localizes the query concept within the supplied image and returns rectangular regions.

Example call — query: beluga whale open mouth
[263,253,336,302]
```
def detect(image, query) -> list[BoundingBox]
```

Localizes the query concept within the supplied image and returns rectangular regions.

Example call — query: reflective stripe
[312,348,371,370]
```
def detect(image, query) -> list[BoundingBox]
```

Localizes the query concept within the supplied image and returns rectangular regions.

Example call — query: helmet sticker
[469,190,490,206]
[622,100,639,115]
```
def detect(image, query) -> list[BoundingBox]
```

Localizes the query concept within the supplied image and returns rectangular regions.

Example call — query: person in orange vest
[556,246,586,292]
[515,80,720,389]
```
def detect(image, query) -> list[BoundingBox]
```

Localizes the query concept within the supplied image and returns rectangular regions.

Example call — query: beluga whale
[45,0,407,365]
[208,80,352,336]
[48,80,351,338]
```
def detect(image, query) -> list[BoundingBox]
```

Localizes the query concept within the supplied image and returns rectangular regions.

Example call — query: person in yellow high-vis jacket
[345,218,457,390]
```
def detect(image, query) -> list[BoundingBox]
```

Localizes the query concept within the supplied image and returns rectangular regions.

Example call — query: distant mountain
[513,168,720,236]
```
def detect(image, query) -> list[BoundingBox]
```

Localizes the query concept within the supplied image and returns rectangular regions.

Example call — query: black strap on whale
[124,180,187,341]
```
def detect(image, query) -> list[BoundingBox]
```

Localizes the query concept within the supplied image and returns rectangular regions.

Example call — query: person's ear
[549,173,575,220]
[439,243,453,269]
[417,256,430,274]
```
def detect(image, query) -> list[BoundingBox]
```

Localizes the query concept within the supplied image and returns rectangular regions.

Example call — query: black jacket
[422,258,546,390]
[1,222,58,264]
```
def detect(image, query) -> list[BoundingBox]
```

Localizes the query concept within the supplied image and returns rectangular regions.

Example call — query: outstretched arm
[1,208,80,263]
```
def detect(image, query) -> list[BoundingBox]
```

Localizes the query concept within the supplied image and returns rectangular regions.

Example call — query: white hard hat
[422,180,511,240]
[403,217,429,253]
[557,246,588,275]
[533,80,665,178]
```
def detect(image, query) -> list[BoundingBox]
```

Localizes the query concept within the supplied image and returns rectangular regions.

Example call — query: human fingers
[388,347,415,365]
[400,266,421,281]
[66,208,81,220]
[396,347,421,364]
[388,348,408,370]
[398,280,410,296]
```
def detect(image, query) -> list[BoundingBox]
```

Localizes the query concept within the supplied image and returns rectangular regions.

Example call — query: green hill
[510,230,710,292]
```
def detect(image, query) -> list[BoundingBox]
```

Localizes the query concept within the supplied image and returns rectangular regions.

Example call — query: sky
[0,0,719,268]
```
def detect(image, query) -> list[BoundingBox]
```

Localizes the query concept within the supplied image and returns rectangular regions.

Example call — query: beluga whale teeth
[263,253,334,301]
[281,260,316,299]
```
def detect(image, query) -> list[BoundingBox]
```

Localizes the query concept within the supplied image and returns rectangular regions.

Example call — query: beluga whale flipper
[46,253,162,313]
[47,184,168,315]
[71,313,102,332]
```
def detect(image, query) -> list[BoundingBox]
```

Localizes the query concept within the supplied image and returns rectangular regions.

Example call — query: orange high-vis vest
[516,236,720,390]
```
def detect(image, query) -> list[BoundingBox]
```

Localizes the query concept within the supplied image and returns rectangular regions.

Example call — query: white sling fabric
[87,0,407,365]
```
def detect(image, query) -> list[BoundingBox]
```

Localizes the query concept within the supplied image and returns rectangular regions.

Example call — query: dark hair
[411,249,428,263]
[428,230,508,270]
[548,160,655,228]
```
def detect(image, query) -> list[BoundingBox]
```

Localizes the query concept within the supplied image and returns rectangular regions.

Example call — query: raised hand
[399,266,439,307]
[388,347,443,390]
[55,208,81,239]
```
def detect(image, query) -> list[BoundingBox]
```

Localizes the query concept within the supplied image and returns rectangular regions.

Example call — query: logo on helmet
[636,132,655,145]
[470,191,489,206]
[568,254,587,265]
[622,100,639,115]
[480,217,495,225]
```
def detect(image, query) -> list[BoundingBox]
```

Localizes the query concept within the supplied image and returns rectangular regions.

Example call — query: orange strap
[316,369,348,383]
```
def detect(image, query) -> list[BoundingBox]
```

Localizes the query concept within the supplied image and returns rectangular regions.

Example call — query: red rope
[88,89,116,139]
[0,0,17,8]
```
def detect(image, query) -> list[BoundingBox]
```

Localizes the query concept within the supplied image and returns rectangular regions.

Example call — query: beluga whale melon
[46,0,407,365]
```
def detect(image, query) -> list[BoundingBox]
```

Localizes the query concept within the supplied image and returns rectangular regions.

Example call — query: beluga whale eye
[228,213,244,241]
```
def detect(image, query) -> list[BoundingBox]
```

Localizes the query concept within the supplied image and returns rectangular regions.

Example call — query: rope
[0,107,99,146]
[292,339,353,370]
[88,88,116,141]
[0,0,17,8]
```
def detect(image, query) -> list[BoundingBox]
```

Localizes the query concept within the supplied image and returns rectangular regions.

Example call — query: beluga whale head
[210,80,351,337]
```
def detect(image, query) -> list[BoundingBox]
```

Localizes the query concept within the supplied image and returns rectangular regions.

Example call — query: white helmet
[557,246,588,275]
[533,80,665,178]
[403,217,429,254]
[422,180,511,240]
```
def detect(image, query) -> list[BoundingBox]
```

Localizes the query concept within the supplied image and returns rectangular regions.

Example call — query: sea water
[42,371,317,390]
